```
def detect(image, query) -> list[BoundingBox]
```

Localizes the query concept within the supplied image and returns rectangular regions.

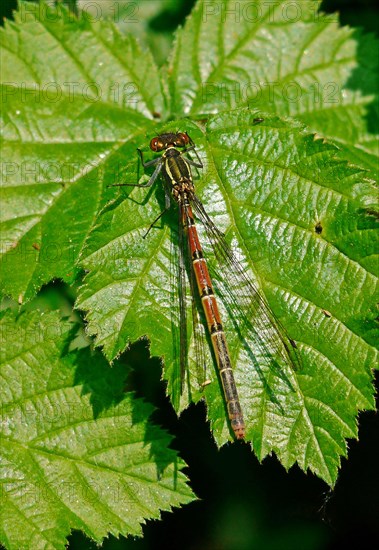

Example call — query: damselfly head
[149,132,191,152]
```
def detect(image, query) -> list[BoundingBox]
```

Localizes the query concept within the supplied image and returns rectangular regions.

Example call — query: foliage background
[0,0,378,548]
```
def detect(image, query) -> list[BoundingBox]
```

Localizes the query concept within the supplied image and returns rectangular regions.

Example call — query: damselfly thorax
[161,147,196,202]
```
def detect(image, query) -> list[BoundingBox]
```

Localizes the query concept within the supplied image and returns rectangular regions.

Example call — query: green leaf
[0,309,194,549]
[78,109,377,485]
[1,1,377,488]
[168,0,378,157]
[0,0,164,300]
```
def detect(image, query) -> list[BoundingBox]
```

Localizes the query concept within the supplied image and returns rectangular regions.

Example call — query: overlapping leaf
[0,0,162,299]
[0,309,194,549]
[168,0,378,161]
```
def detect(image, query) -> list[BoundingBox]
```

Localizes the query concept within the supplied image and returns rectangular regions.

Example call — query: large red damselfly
[111,131,299,440]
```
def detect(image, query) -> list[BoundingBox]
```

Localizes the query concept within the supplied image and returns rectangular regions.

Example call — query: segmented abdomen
[182,197,245,439]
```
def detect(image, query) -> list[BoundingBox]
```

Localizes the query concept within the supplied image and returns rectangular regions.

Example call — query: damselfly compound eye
[176,132,190,147]
[150,137,162,151]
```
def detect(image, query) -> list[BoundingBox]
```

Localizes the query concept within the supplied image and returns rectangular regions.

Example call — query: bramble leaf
[168,0,378,164]
[78,110,377,485]
[0,0,162,299]
[0,309,194,549]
